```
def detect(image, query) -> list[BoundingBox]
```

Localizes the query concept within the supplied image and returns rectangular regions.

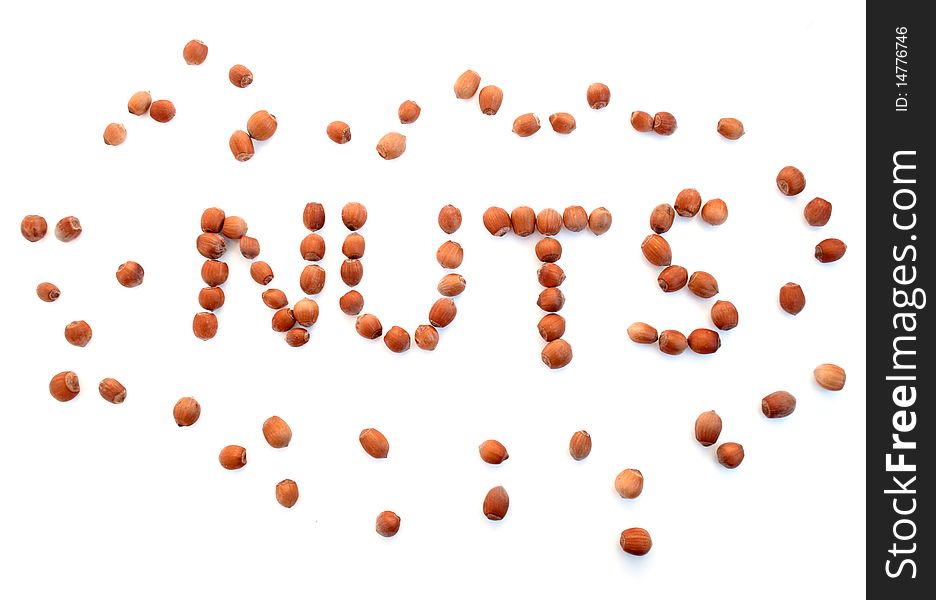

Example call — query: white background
[0,1,866,597]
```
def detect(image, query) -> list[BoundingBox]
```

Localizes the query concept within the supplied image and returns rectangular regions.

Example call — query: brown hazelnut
[588,207,612,235]
[201,260,229,286]
[303,202,326,231]
[537,288,565,312]
[173,397,200,426]
[587,83,610,109]
[675,188,702,217]
[436,241,464,268]
[657,265,688,292]
[650,204,675,233]
[694,410,722,446]
[535,237,562,262]
[537,263,566,287]
[536,208,562,235]
[541,339,573,369]
[196,232,226,259]
[271,308,296,333]
[815,238,847,263]
[247,110,277,141]
[229,130,254,161]
[293,298,319,327]
[55,216,82,242]
[687,328,721,354]
[262,289,288,310]
[219,445,247,470]
[342,202,368,230]
[249,261,274,286]
[701,199,728,225]
[339,290,364,315]
[359,427,390,458]
[36,282,61,302]
[414,324,440,350]
[384,326,411,353]
[182,40,208,65]
[115,261,144,288]
[239,236,260,259]
[762,391,796,418]
[21,215,47,242]
[479,440,509,465]
[376,132,406,160]
[376,511,401,537]
[537,314,566,341]
[263,416,292,448]
[149,99,176,123]
[438,273,467,297]
[49,371,80,402]
[620,528,652,556]
[276,479,299,508]
[630,111,654,132]
[300,233,326,261]
[103,123,127,146]
[355,314,383,339]
[327,121,351,144]
[710,300,739,330]
[98,378,127,404]
[483,486,509,521]
[398,100,421,124]
[483,207,512,236]
[198,287,225,311]
[340,260,364,286]
[429,298,457,328]
[641,234,672,266]
[127,91,152,115]
[687,271,719,298]
[438,204,462,233]
[193,312,218,340]
[804,197,832,226]
[512,113,541,137]
[201,207,225,233]
[627,322,658,344]
[814,364,846,391]
[300,265,326,295]
[569,430,592,460]
[779,282,806,315]
[614,469,644,499]
[549,112,576,134]
[562,206,588,231]
[454,69,481,99]
[229,64,253,88]
[658,330,687,355]
[717,118,745,140]
[777,166,805,196]
[285,328,310,347]
[717,442,744,468]
[478,85,503,115]
[64,320,92,347]
[653,111,677,135]
[510,206,535,236]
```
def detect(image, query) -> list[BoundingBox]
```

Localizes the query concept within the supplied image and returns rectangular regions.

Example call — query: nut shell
[276,479,299,508]
[64,320,92,347]
[326,121,351,144]
[537,314,566,342]
[710,300,739,330]
[814,364,846,391]
[98,378,127,404]
[478,85,503,115]
[777,166,805,196]
[149,99,176,123]
[247,110,277,141]
[339,290,364,315]
[454,69,481,99]
[701,199,728,225]
[815,238,847,263]
[541,339,573,369]
[384,326,411,353]
[340,260,364,286]
[630,111,654,132]
[182,40,208,65]
[479,440,509,465]
[510,206,535,236]
[650,204,675,233]
[436,241,464,268]
[804,197,832,226]
[620,528,652,556]
[614,469,644,499]
[55,217,82,242]
[359,428,389,458]
[49,371,80,402]
[675,188,702,217]
[192,312,218,340]
[341,203,368,230]
[483,486,509,521]
[779,282,806,315]
[438,205,462,233]
[116,261,144,288]
[376,132,406,160]
[429,298,457,328]
[173,397,201,426]
[219,445,247,470]
[627,322,658,344]
[303,203,326,231]
[438,274,467,297]
[587,83,611,109]
[548,112,576,134]
[376,511,401,537]
[657,265,688,292]
[762,391,796,418]
[21,215,48,242]
[688,271,719,298]
[653,111,677,135]
[398,100,421,124]
[229,64,253,88]
[127,91,152,115]
[512,113,541,137]
[687,328,721,354]
[536,208,562,236]
[694,411,722,446]
[569,430,592,460]
[483,207,512,236]
[300,233,326,261]
[300,265,326,295]
[414,324,439,351]
[717,118,745,140]
[658,330,687,355]
[717,442,744,468]
[641,234,672,266]
[535,237,562,263]
[355,314,382,339]
[263,416,293,448]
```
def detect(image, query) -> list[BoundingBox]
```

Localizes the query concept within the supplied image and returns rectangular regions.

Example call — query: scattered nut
[701,199,728,225]
[541,339,573,369]
[615,468,644,499]
[438,273,467,297]
[222,217,248,239]
[569,430,592,460]
[694,410,722,446]
[814,363,846,391]
[285,328,310,347]
[183,40,208,65]
[510,206,535,236]
[262,289,288,310]
[219,445,247,470]
[562,206,588,232]
[103,123,127,146]
[549,112,576,134]
[777,166,805,196]
[687,328,721,354]
[641,234,672,266]
[630,111,654,132]
[537,314,566,341]
[116,261,144,288]
[247,110,277,141]
[55,217,82,242]
[339,290,364,315]
[229,64,253,88]
[384,326,411,353]
[230,130,254,161]
[587,83,610,109]
[717,442,744,468]
[512,113,541,137]
[327,121,351,144]
[192,312,218,340]
[535,237,562,263]
[588,207,612,235]
[64,320,92,347]
[804,197,832,226]
[199,286,225,310]
[300,233,326,261]
[653,112,677,135]
[627,322,658,344]
[293,298,319,326]
[196,232,226,259]
[438,205,462,233]
[99,378,127,404]
[762,391,796,418]
[276,479,299,508]
[49,371,80,402]
[483,486,509,521]
[658,330,688,355]
[342,203,368,230]
[454,69,481,99]
[436,241,464,268]
[271,308,296,333]
[710,300,739,330]
[398,100,421,124]
[240,236,260,259]
[201,207,225,233]
[414,324,439,351]
[537,288,565,312]
[149,99,176,123]
[359,428,389,458]
[300,265,326,295]
[537,263,566,287]
[36,282,61,302]
[250,261,274,285]
[717,118,745,140]
[657,265,688,292]
[376,132,406,160]
[127,91,152,115]
[650,204,675,233]
[536,208,562,236]
[687,271,719,298]
[376,511,401,537]
[201,260,229,286]
[483,207,512,236]
[675,188,702,217]
[779,282,806,315]
[429,298,457,328]
[173,397,201,426]
[620,528,652,556]
[479,440,509,465]
[263,416,292,448]
[815,238,847,263]
[355,314,383,339]
[340,260,364,286]
[21,215,48,242]
[478,85,503,115]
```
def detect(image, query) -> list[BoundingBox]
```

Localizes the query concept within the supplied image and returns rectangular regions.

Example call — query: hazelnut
[398,100,421,124]
[149,99,176,123]
[193,312,218,340]
[630,111,654,132]
[341,202,368,230]
[537,263,566,287]
[21,215,48,242]
[562,206,588,232]
[197,232,226,259]
[239,236,260,259]
[483,207,512,236]
[687,271,719,298]
[115,261,144,288]
[229,130,254,161]
[717,118,745,140]
[537,288,565,312]
[479,440,509,465]
[454,69,481,98]
[776,166,806,196]
[710,300,739,330]
[293,298,319,326]
[326,121,351,144]
[541,339,573,369]
[814,364,846,391]
[103,123,127,146]
[650,204,675,233]
[548,112,576,134]
[657,265,688,292]
[198,287,225,310]
[229,64,253,88]
[815,238,847,263]
[510,206,536,236]
[300,233,326,261]
[762,391,796,418]
[414,324,439,350]
[437,273,467,297]
[182,40,208,65]
[341,233,364,258]
[276,480,299,508]
[658,330,688,355]
[804,197,832,226]
[687,328,721,354]
[535,237,562,262]
[438,204,462,234]
[247,110,277,141]
[262,289,288,310]
[249,261,274,286]
[359,427,389,458]
[483,486,509,521]
[376,511,401,537]
[717,442,744,468]
[355,314,383,339]
[219,445,247,470]
[478,85,503,115]
[201,260,229,286]
[429,298,457,328]
[620,528,652,556]
[36,282,61,302]
[700,198,728,225]
[300,265,326,295]
[569,430,592,460]
[674,188,702,217]
[694,410,722,446]
[173,397,200,427]
[384,326,411,353]
[512,113,541,137]
[262,416,292,448]
[586,83,610,109]
[641,234,672,266]
[339,290,364,315]
[285,328,310,347]
[653,111,677,135]
[49,371,80,402]
[303,202,326,231]
[614,468,644,499]
[588,207,612,235]
[436,241,464,268]
[98,378,127,404]
[779,282,806,315]
[201,207,225,233]
[537,314,566,342]
[627,322,658,344]
[64,320,92,347]
[127,91,152,115]
[271,308,296,333]
[376,132,406,160]
[536,208,562,235]
[55,216,82,242]
[340,260,363,286]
